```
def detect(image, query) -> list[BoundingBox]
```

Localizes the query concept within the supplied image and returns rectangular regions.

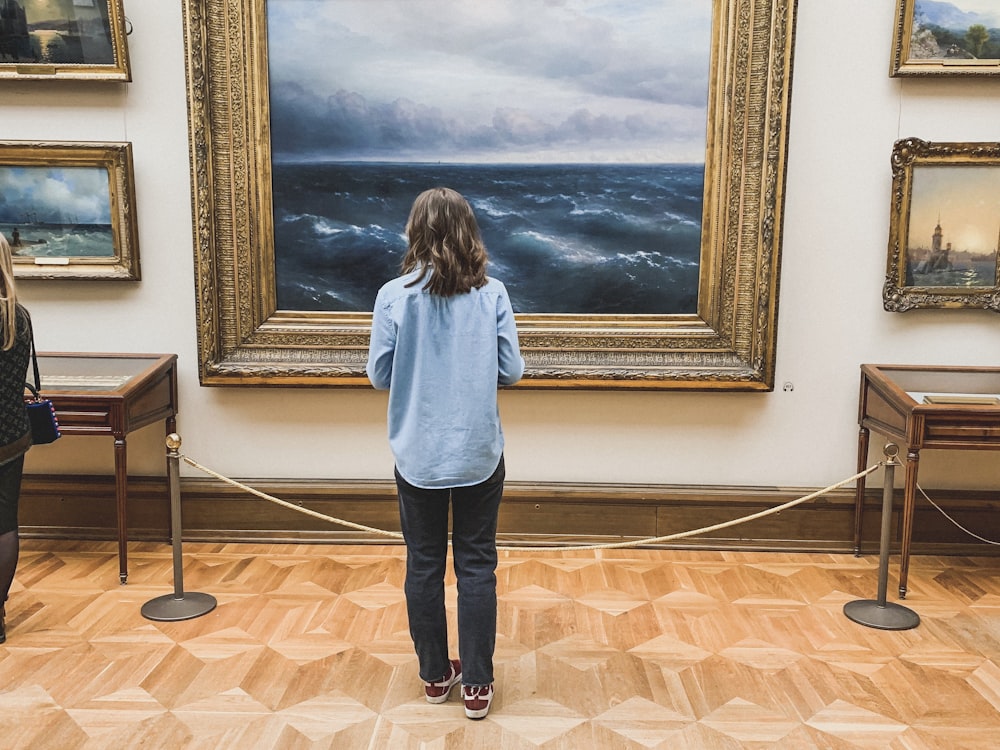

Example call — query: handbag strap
[27,312,41,393]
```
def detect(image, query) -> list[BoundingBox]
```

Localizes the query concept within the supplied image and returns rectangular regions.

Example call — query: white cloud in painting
[267,0,711,163]
[0,167,110,224]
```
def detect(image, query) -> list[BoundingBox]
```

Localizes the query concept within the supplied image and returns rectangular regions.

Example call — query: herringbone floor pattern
[0,540,998,748]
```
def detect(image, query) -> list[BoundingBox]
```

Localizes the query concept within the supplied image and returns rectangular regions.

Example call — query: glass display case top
[36,354,168,392]
[871,365,1000,405]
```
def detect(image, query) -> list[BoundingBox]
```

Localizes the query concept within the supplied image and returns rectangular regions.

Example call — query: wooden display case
[32,353,178,583]
[854,363,1000,597]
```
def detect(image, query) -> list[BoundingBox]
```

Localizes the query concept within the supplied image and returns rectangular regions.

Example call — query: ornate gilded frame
[0,0,131,82]
[884,139,1000,312]
[182,0,797,389]
[891,0,1000,77]
[3,141,140,281]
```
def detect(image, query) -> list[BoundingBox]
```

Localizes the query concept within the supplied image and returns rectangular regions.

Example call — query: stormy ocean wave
[0,223,115,258]
[272,162,704,314]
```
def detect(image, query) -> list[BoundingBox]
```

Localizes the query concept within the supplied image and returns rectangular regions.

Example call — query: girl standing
[367,187,524,719]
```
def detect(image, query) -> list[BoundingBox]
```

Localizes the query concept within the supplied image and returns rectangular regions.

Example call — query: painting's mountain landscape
[913,1,1000,59]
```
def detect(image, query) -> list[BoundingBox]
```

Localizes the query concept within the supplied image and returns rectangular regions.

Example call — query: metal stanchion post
[141,434,217,622]
[843,443,919,630]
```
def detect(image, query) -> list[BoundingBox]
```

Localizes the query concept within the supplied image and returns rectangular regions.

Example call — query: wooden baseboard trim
[17,473,1000,555]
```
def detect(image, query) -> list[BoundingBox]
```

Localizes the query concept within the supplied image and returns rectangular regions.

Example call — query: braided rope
[181,455,405,539]
[917,483,1000,546]
[181,454,882,552]
[500,463,882,552]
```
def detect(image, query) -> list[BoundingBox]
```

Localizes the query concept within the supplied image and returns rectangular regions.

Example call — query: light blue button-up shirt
[367,271,524,489]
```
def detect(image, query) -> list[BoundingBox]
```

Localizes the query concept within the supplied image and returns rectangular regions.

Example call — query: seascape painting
[266,0,711,315]
[0,0,116,66]
[908,0,1000,61]
[0,165,114,258]
[905,165,1000,288]
[184,0,796,386]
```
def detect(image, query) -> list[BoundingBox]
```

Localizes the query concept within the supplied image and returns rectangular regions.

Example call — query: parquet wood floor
[0,540,998,749]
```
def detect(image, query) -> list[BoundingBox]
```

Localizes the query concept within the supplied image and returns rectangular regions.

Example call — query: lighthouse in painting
[917,218,952,273]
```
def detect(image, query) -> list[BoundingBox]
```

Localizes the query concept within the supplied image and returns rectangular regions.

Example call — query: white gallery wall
[6,1,1000,493]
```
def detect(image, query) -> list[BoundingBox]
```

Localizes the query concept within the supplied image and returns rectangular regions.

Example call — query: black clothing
[0,304,31,467]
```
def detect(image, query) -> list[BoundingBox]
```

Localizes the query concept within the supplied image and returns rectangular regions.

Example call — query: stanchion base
[141,592,217,622]
[843,599,919,630]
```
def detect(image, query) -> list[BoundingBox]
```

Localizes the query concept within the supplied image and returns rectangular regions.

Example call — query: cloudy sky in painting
[266,0,711,163]
[961,0,1000,12]
[917,0,1000,26]
[0,167,110,224]
[909,166,1000,254]
[940,0,1000,21]
[23,0,104,23]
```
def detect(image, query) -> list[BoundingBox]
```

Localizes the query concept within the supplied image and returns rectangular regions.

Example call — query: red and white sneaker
[463,683,494,719]
[424,659,462,703]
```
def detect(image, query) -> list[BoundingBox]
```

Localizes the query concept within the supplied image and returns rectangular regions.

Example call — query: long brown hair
[401,187,489,296]
[0,233,18,351]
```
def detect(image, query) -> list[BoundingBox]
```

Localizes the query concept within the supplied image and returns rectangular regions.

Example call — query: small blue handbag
[23,319,60,445]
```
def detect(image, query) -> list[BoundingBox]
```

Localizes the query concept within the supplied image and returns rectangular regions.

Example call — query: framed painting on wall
[0,0,131,81]
[182,0,798,390]
[0,141,140,280]
[884,139,1000,312]
[891,0,1000,76]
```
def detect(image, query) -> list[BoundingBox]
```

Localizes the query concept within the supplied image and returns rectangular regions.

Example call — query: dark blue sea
[0,223,114,257]
[271,162,703,314]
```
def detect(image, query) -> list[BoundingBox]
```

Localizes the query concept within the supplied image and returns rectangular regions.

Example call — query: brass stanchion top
[883,442,900,464]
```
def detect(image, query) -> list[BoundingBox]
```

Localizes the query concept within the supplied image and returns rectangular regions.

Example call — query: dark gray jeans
[395,457,504,688]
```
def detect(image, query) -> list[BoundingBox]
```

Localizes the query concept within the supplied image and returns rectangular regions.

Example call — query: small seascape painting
[266,0,711,316]
[0,166,115,259]
[0,0,130,81]
[0,141,139,280]
[892,0,1000,75]
[884,139,1000,312]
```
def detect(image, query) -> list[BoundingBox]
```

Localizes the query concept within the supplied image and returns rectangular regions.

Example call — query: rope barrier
[918,483,1000,546]
[181,453,883,552]
[181,455,405,540]
[500,463,883,552]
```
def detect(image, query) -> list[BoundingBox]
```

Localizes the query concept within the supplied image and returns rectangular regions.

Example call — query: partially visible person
[0,232,32,644]
[367,187,524,720]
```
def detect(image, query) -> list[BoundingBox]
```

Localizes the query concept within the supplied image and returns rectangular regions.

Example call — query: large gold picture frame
[182,0,797,390]
[1,141,140,281]
[0,0,131,82]
[884,138,1000,312]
